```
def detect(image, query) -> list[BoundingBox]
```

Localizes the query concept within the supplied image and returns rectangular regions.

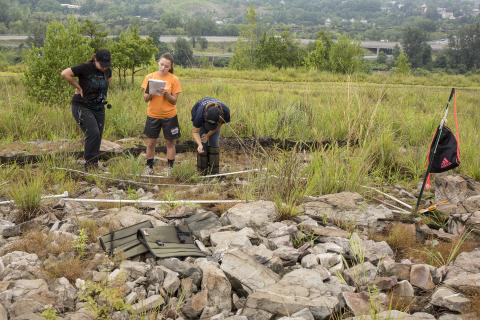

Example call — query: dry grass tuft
[2,229,73,259]
[44,256,89,283]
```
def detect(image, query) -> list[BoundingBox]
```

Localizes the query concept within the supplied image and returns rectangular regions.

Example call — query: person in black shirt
[61,49,112,171]
[191,97,231,174]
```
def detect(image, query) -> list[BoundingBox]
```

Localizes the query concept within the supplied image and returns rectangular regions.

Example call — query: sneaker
[161,166,172,177]
[143,166,154,176]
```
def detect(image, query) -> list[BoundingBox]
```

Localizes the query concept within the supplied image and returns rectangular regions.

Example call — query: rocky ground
[0,171,480,320]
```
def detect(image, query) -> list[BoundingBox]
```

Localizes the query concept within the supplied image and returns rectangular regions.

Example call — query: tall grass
[1,68,479,181]
[8,171,45,221]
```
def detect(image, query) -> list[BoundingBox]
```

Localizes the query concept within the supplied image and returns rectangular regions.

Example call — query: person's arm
[61,68,83,97]
[143,89,152,102]
[160,90,179,104]
[203,123,223,140]
[192,127,204,153]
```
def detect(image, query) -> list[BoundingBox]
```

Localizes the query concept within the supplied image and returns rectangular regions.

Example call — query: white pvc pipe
[61,198,247,205]
[142,168,264,179]
[0,191,69,206]
[361,185,413,210]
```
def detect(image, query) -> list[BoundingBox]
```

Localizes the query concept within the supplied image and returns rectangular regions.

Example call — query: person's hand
[197,144,204,154]
[201,134,208,143]
[75,87,83,97]
[143,93,152,102]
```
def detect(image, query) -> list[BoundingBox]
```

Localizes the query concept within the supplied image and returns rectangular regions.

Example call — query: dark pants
[72,104,105,166]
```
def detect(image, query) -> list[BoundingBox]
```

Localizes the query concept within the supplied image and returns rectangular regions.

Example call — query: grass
[171,158,200,183]
[7,170,45,222]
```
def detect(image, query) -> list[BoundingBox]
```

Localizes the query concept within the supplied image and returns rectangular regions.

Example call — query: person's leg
[72,104,102,169]
[90,106,105,165]
[207,130,220,174]
[143,117,161,172]
[162,116,181,168]
[165,139,176,168]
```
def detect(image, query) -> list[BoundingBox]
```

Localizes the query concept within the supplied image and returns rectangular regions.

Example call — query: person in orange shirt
[141,53,182,175]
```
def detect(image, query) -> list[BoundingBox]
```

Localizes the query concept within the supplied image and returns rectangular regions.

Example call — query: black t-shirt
[71,62,112,106]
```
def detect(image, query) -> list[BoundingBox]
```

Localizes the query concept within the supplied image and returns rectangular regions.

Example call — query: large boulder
[220,248,280,295]
[196,259,232,318]
[0,251,42,281]
[220,201,277,235]
[185,210,222,242]
[430,287,471,313]
[434,174,480,205]
[303,193,393,229]
[244,268,354,319]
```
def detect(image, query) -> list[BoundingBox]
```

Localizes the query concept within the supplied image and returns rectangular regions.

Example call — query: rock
[146,266,165,287]
[220,248,279,295]
[240,307,273,320]
[181,290,207,319]
[380,259,411,281]
[463,195,480,213]
[220,201,277,235]
[303,193,393,228]
[299,224,349,239]
[373,277,397,291]
[0,303,6,320]
[343,262,377,287]
[64,307,95,320]
[119,261,151,280]
[211,228,254,253]
[185,210,222,242]
[245,268,354,318]
[125,292,137,305]
[159,266,180,294]
[101,206,161,228]
[346,310,429,320]
[430,287,471,313]
[342,291,385,316]
[391,280,414,298]
[267,235,292,249]
[411,313,436,320]
[52,277,77,312]
[291,308,315,320]
[410,264,435,290]
[446,248,480,279]
[196,259,232,318]
[265,222,298,238]
[273,246,301,266]
[242,245,284,274]
[0,220,14,235]
[100,139,123,153]
[157,258,202,287]
[131,295,165,313]
[434,175,474,204]
[301,254,319,268]
[0,251,42,281]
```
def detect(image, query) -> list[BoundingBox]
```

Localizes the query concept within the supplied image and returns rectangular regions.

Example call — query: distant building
[421,4,428,14]
[437,7,455,19]
[60,4,81,9]
[325,18,331,27]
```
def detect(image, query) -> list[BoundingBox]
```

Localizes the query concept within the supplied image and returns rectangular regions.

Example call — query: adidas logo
[441,157,452,169]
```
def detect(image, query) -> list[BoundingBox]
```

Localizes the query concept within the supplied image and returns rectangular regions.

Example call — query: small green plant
[8,171,45,222]
[292,228,318,248]
[41,306,58,320]
[79,280,131,319]
[73,228,88,258]
[126,187,140,200]
[421,230,471,267]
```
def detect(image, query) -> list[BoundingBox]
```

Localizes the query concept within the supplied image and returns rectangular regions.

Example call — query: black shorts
[143,115,181,140]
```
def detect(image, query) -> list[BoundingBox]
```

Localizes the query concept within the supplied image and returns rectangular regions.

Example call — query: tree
[447,23,480,72]
[401,27,432,68]
[111,26,157,85]
[328,35,364,74]
[81,20,108,50]
[394,51,411,75]
[377,51,387,64]
[230,6,258,70]
[256,31,303,68]
[173,38,193,67]
[304,32,333,71]
[24,18,92,104]
[198,37,208,50]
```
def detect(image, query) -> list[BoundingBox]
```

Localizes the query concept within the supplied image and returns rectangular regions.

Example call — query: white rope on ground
[0,191,69,206]
[52,167,208,188]
[61,198,247,205]
[142,168,265,179]
[361,185,413,210]
[372,197,410,214]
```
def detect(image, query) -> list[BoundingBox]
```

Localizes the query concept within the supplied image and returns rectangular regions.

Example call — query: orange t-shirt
[141,72,182,119]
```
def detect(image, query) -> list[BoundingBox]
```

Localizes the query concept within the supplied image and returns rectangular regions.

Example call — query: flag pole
[414,88,455,213]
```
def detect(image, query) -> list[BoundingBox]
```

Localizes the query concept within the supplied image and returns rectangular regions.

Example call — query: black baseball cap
[204,105,221,131]
[95,49,111,68]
